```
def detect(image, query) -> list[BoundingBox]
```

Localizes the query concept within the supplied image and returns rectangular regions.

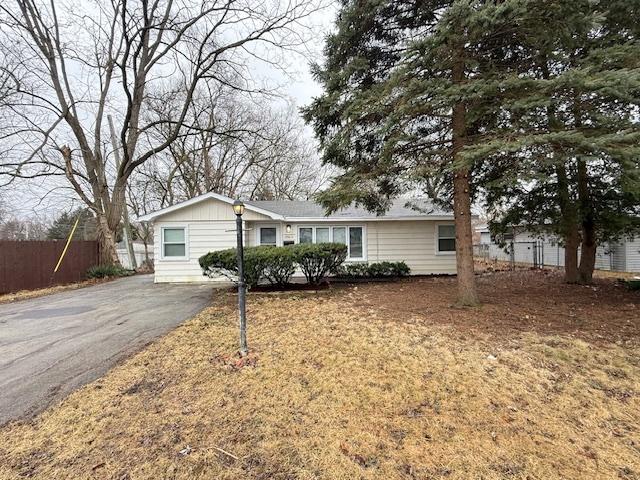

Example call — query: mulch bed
[340,269,640,345]
[248,281,331,293]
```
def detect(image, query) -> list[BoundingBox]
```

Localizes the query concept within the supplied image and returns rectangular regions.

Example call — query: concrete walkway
[0,275,214,425]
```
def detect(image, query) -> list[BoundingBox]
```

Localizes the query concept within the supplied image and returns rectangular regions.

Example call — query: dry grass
[1,274,639,480]
[0,278,111,305]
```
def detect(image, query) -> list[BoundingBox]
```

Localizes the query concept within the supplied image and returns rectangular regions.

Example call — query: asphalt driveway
[0,275,214,425]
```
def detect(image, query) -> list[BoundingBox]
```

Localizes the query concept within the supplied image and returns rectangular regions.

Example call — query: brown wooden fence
[0,240,99,294]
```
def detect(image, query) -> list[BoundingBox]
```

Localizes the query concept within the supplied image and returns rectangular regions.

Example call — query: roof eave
[279,215,458,222]
[136,192,284,222]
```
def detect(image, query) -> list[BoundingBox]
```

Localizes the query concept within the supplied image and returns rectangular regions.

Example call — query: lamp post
[232,199,248,356]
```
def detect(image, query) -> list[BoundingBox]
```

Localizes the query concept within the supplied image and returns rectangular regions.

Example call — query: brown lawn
[0,271,639,480]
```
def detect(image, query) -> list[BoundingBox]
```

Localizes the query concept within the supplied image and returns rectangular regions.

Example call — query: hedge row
[199,243,347,287]
[335,261,410,279]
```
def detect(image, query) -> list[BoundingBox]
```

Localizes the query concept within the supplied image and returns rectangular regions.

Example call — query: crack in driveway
[0,275,215,425]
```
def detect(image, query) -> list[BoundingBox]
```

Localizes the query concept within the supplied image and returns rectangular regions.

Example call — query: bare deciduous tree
[0,0,323,264]
[130,87,330,208]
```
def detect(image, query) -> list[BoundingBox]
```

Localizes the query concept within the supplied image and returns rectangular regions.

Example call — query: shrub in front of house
[289,243,348,285]
[261,246,296,286]
[199,247,269,288]
[385,261,411,277]
[337,261,411,279]
[199,243,349,287]
[86,264,135,279]
[337,263,369,278]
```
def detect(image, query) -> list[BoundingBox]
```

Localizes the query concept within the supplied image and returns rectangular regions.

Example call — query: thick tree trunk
[577,157,596,284]
[564,228,580,284]
[578,233,597,284]
[451,46,479,306]
[97,213,121,266]
[555,163,580,283]
[452,169,479,305]
[542,59,582,283]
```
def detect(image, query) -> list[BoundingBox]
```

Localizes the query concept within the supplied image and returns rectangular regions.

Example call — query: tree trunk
[578,232,597,284]
[564,228,580,284]
[451,45,479,306]
[577,157,596,284]
[96,213,121,266]
[541,58,581,283]
[555,162,580,283]
[452,170,479,305]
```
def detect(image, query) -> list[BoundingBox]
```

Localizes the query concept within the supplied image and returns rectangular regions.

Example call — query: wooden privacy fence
[0,240,99,294]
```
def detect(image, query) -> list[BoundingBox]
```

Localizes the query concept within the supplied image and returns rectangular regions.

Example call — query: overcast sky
[3,3,338,223]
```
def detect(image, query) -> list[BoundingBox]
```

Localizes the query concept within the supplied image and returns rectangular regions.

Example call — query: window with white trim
[296,225,365,260]
[259,227,277,246]
[162,227,186,258]
[437,224,456,253]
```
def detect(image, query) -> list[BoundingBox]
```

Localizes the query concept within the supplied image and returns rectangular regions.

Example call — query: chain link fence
[474,240,613,271]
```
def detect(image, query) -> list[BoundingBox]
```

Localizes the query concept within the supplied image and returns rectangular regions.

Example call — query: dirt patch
[342,269,640,345]
[0,272,638,479]
[249,281,330,293]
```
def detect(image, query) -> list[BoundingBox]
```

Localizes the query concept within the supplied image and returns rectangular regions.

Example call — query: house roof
[244,199,452,220]
[137,191,455,222]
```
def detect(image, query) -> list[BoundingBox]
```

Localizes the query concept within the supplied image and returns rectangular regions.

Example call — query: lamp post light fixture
[232,199,245,216]
[233,199,248,356]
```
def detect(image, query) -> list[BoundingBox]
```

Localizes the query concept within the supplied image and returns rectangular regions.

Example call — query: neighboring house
[116,240,154,269]
[138,192,461,283]
[475,224,640,273]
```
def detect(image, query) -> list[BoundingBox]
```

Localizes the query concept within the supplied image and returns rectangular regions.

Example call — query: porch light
[233,200,245,216]
[286,224,292,233]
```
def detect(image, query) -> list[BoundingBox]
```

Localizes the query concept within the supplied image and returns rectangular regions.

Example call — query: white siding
[625,239,640,273]
[595,245,612,270]
[248,219,457,275]
[153,198,271,283]
[117,244,152,269]
[367,221,457,275]
[157,197,272,222]
[154,221,248,283]
[610,242,627,272]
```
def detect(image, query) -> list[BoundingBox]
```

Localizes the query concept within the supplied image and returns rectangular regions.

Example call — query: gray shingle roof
[244,198,452,219]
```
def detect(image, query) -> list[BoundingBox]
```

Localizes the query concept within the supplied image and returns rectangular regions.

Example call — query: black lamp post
[232,199,248,356]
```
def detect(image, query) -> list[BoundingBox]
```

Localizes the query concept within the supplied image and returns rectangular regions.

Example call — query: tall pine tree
[474,0,640,283]
[306,0,640,296]
[305,1,539,305]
